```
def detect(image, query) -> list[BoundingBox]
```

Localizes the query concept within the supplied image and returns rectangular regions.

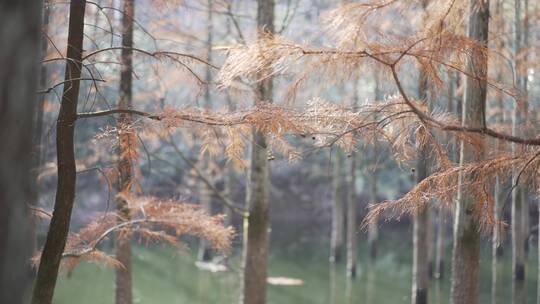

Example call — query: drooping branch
[77,109,162,120]
[82,47,219,69]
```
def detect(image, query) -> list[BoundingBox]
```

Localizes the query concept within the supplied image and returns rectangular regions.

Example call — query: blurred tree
[198,0,215,263]
[0,0,41,303]
[115,0,135,303]
[241,1,274,304]
[330,149,345,263]
[450,0,489,303]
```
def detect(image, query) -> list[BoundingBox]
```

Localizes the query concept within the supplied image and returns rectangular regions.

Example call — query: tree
[32,1,87,303]
[367,74,382,262]
[0,0,42,303]
[491,2,506,302]
[198,0,215,262]
[31,0,51,255]
[241,1,274,303]
[512,0,529,303]
[346,143,358,278]
[450,0,490,303]
[115,0,135,303]
[330,150,345,263]
[412,4,431,302]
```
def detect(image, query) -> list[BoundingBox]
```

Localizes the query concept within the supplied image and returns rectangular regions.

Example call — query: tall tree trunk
[0,0,41,303]
[434,73,452,281]
[30,0,51,255]
[512,0,527,303]
[435,71,459,281]
[346,78,360,278]
[434,209,445,280]
[115,0,135,304]
[346,151,357,278]
[330,150,345,263]
[412,24,430,301]
[413,148,429,304]
[367,166,379,261]
[32,1,86,304]
[367,74,382,262]
[491,3,505,302]
[520,0,530,260]
[198,0,214,262]
[241,1,274,303]
[450,1,489,303]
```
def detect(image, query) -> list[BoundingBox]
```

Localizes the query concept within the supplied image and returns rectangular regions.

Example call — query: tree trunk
[491,3,505,304]
[115,0,135,304]
[450,1,489,303]
[367,170,379,261]
[30,0,51,255]
[368,74,382,262]
[198,0,214,262]
[346,151,357,278]
[330,150,345,263]
[32,2,86,304]
[511,0,528,302]
[412,25,430,302]
[0,0,41,303]
[413,148,429,304]
[241,1,274,304]
[434,209,445,279]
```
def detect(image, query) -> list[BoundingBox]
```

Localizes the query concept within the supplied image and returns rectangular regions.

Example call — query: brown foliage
[32,194,234,272]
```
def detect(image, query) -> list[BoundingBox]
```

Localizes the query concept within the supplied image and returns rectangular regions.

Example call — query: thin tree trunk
[520,0,530,260]
[435,71,458,281]
[223,94,236,234]
[368,74,382,262]
[450,1,489,303]
[367,165,379,261]
[346,77,360,278]
[32,2,86,304]
[198,0,214,262]
[30,0,51,256]
[412,23,430,301]
[434,72,453,281]
[0,0,41,303]
[413,148,429,304]
[330,150,345,263]
[434,209,445,279]
[346,151,357,278]
[427,210,435,278]
[241,1,274,303]
[512,0,527,302]
[115,0,135,303]
[491,4,505,304]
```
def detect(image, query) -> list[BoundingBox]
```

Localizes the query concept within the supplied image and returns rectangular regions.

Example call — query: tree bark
[346,151,357,278]
[412,20,430,300]
[32,0,86,302]
[0,0,41,303]
[413,149,429,304]
[450,1,489,303]
[367,74,382,262]
[241,1,274,304]
[198,0,214,262]
[30,0,51,255]
[115,0,135,304]
[32,2,86,304]
[511,0,528,303]
[491,3,505,302]
[330,150,345,263]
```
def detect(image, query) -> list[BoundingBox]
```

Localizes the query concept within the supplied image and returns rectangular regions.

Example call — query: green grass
[53,240,539,304]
